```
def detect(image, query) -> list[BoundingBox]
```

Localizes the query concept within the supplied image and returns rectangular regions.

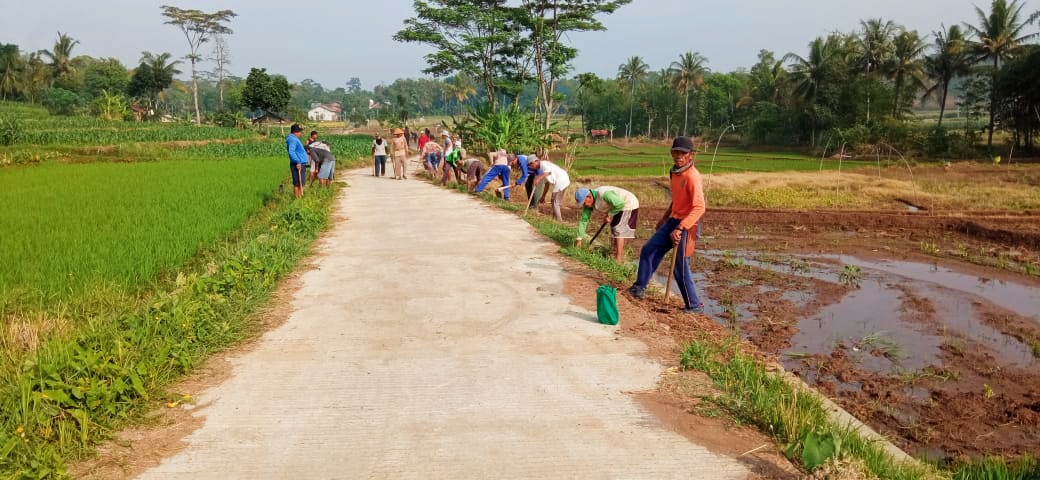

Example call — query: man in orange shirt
[628,136,706,314]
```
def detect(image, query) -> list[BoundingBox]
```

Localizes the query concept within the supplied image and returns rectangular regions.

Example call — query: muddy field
[517,193,1040,464]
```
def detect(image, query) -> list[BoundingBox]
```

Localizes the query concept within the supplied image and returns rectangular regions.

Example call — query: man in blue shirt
[510,153,540,202]
[286,124,309,198]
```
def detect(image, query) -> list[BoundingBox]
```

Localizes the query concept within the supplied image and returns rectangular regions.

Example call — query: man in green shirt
[574,186,640,262]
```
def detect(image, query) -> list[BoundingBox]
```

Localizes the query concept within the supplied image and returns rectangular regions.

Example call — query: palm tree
[784,37,840,145]
[443,73,476,114]
[140,51,181,104]
[0,45,22,100]
[40,32,79,85]
[19,54,51,103]
[964,0,1039,146]
[857,19,898,122]
[617,56,649,137]
[885,30,928,117]
[922,25,972,128]
[669,52,709,137]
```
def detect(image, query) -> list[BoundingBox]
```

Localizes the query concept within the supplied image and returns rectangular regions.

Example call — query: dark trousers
[633,218,701,309]
[374,155,386,176]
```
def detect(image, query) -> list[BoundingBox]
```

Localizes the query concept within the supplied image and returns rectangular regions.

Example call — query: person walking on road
[527,156,571,221]
[372,134,388,177]
[286,123,309,198]
[391,128,410,180]
[574,186,640,262]
[628,137,706,314]
[475,150,512,199]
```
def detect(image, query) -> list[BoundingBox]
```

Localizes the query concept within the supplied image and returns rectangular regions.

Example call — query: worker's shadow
[564,310,599,324]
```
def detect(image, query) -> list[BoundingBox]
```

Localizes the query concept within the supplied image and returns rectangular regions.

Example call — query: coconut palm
[443,73,476,114]
[40,32,79,84]
[922,25,972,128]
[885,30,928,117]
[141,51,181,103]
[856,18,898,122]
[784,37,840,145]
[617,56,649,137]
[669,52,709,137]
[964,0,1039,146]
[0,45,22,100]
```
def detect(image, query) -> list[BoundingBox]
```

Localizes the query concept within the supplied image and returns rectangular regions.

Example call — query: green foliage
[454,103,553,154]
[839,264,863,288]
[0,116,20,145]
[242,67,291,115]
[81,58,129,99]
[90,90,129,121]
[41,88,83,116]
[951,456,1040,479]
[787,430,839,471]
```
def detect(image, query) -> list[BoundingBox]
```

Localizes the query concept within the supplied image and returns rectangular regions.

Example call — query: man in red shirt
[628,136,706,313]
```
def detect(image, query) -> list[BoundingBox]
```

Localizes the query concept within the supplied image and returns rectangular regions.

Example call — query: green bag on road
[596,285,619,325]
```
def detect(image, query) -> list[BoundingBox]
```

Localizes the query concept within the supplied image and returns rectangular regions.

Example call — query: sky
[0,0,1017,90]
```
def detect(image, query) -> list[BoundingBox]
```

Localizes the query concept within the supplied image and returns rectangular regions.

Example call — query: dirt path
[136,167,749,479]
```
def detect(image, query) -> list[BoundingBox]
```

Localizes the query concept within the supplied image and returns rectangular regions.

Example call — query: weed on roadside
[839,265,863,288]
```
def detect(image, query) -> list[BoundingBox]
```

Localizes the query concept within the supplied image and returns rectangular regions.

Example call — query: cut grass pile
[0,158,286,301]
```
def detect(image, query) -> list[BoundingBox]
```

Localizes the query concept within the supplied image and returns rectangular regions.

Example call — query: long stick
[587,222,607,248]
[663,246,678,306]
[522,178,547,217]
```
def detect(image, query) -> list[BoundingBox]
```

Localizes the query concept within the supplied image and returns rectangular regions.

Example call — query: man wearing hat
[574,186,640,262]
[286,123,309,198]
[390,127,410,179]
[628,136,706,314]
[526,155,571,221]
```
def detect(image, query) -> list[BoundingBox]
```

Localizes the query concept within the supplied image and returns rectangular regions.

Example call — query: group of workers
[285,123,338,198]
[288,121,707,315]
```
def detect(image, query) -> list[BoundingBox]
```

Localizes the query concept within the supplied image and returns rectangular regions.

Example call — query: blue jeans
[633,218,701,309]
[475,165,511,199]
[374,155,386,176]
[426,153,441,170]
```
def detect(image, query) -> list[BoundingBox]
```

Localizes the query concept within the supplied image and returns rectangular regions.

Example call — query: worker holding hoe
[628,136,706,314]
[390,128,410,180]
[526,155,571,221]
[574,186,640,262]
[286,123,309,198]
[474,150,512,199]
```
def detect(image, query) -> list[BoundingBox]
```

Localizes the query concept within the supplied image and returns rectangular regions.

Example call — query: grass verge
[0,185,339,477]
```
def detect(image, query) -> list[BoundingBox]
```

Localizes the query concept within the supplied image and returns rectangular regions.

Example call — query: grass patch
[0,158,287,301]
[680,336,942,479]
[0,184,339,476]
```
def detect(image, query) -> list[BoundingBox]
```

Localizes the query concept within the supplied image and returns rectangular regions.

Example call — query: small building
[308,102,342,122]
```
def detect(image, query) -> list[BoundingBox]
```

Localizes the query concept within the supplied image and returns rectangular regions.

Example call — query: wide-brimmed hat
[441,130,450,137]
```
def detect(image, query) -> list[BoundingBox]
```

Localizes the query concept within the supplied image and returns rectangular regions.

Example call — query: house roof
[309,103,342,114]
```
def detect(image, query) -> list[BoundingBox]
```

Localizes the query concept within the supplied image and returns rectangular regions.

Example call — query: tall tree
[82,58,130,99]
[40,32,79,87]
[443,73,476,114]
[0,44,23,100]
[885,30,928,117]
[669,51,708,136]
[856,19,897,122]
[617,55,648,137]
[160,6,237,125]
[922,24,972,128]
[394,0,525,111]
[519,0,630,128]
[241,67,290,115]
[209,35,231,110]
[128,52,181,112]
[964,0,1038,146]
[784,36,840,144]
[574,72,602,134]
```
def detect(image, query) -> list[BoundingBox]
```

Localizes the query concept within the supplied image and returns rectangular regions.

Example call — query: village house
[308,102,342,122]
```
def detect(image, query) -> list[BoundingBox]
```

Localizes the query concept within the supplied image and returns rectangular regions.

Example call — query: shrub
[0,116,20,146]
[42,88,84,116]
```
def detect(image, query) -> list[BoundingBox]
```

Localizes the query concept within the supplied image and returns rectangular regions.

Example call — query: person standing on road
[475,150,512,199]
[628,136,706,314]
[286,123,309,198]
[391,128,410,180]
[527,156,571,221]
[372,134,388,177]
[418,128,430,154]
[574,186,640,262]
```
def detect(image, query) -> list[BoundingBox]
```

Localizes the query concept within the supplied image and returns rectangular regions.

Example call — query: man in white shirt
[527,155,571,221]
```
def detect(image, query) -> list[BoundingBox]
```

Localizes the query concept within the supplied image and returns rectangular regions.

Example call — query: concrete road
[138,169,748,479]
